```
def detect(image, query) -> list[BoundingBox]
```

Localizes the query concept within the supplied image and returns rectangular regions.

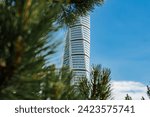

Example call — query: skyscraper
[63,15,90,83]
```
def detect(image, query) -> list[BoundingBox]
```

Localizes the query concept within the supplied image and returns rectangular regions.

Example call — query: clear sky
[90,0,150,85]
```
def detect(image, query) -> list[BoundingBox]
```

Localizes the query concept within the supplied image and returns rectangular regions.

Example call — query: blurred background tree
[147,85,150,99]
[125,94,132,100]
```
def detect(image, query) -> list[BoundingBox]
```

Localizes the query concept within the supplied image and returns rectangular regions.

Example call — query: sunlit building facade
[63,15,90,83]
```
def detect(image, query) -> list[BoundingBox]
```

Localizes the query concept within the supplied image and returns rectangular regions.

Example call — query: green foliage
[125,94,132,100]
[57,0,104,25]
[38,65,80,100]
[0,0,105,99]
[0,65,80,99]
[141,97,145,100]
[78,65,112,100]
[0,0,61,89]
[147,85,150,99]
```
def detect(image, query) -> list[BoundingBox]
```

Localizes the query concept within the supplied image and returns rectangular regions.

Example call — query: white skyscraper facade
[63,15,90,83]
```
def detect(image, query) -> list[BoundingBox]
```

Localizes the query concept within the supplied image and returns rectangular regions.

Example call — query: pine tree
[125,94,132,100]
[0,0,61,99]
[38,65,80,100]
[55,0,104,25]
[147,85,150,99]
[78,65,112,100]
[0,0,104,99]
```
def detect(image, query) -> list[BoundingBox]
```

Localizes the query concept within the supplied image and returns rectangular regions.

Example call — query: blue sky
[90,0,150,85]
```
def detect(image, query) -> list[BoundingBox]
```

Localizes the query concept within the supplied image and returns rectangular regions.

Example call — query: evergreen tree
[55,0,104,25]
[0,0,61,99]
[38,65,80,100]
[125,94,132,100]
[0,0,104,99]
[78,65,112,100]
[141,97,145,100]
[147,85,150,99]
[0,64,79,99]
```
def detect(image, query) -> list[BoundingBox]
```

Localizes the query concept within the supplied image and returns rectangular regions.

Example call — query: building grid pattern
[63,16,90,83]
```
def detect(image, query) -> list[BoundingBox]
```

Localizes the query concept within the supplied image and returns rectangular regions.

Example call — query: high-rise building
[63,15,90,83]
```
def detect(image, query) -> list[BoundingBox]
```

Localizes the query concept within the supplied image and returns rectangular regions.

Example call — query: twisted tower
[63,15,90,83]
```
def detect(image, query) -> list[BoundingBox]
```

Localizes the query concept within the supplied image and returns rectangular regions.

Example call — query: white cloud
[111,81,149,100]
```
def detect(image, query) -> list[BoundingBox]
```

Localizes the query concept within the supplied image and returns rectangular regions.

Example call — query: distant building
[63,15,90,83]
